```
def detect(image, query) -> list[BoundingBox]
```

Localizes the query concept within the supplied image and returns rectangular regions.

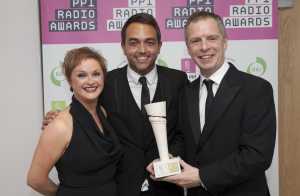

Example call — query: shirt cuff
[198,170,207,190]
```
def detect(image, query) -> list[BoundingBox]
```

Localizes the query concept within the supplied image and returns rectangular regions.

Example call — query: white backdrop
[0,1,43,195]
[0,1,278,196]
[40,1,279,196]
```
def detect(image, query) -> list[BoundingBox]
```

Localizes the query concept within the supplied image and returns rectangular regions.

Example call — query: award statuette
[144,101,181,178]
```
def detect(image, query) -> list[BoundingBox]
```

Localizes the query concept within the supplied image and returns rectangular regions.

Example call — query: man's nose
[138,43,146,53]
[200,40,208,51]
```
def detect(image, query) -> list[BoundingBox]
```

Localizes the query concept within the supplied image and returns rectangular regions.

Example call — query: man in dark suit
[148,11,276,196]
[101,13,187,196]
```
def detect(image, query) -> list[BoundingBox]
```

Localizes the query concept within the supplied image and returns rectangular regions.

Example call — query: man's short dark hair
[121,13,161,44]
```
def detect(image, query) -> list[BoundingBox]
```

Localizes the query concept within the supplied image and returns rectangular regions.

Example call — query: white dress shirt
[199,62,230,131]
[127,65,158,192]
[127,65,158,110]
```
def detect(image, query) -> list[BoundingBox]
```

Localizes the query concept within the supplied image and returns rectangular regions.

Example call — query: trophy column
[145,101,181,178]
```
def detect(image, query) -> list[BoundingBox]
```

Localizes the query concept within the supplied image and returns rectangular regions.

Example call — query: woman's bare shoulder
[43,108,73,140]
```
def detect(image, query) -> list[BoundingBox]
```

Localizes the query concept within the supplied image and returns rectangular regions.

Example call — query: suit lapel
[120,66,142,112]
[154,66,170,108]
[198,65,241,150]
[144,66,168,148]
[118,66,146,147]
[187,78,201,144]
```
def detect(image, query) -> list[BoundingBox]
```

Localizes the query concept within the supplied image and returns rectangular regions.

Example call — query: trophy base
[153,157,181,178]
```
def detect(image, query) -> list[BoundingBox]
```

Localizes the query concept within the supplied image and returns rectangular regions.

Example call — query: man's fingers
[146,163,154,175]
[161,174,180,182]
[179,159,190,169]
[42,111,60,130]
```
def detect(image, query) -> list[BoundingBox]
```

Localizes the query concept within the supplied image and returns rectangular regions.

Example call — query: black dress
[55,96,122,196]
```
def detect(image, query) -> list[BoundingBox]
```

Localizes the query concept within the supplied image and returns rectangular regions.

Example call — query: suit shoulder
[107,67,124,77]
[239,70,272,88]
[186,77,199,87]
[158,65,185,74]
[106,67,126,82]
[157,66,187,80]
[231,69,274,96]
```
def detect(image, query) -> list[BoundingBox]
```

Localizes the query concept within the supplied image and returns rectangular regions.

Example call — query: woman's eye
[77,73,86,78]
[93,72,101,77]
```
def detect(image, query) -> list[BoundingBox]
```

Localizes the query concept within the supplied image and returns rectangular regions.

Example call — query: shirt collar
[127,64,158,85]
[200,61,230,86]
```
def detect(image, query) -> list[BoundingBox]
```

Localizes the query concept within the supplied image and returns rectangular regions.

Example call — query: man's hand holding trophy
[144,101,181,178]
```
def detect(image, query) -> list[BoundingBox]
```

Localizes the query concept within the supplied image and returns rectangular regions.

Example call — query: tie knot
[139,76,147,86]
[203,79,214,89]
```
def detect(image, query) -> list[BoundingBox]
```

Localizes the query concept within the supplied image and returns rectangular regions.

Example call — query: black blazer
[101,65,188,196]
[179,64,276,196]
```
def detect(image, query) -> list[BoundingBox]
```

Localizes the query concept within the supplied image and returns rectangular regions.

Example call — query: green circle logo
[50,66,65,86]
[247,57,267,76]
[157,58,168,67]
[51,100,67,111]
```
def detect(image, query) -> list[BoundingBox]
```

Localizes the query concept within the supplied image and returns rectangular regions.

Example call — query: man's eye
[190,39,201,44]
[146,41,156,46]
[128,41,138,46]
[208,36,219,41]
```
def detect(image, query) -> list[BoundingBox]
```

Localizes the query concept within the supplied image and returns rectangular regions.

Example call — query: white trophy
[144,101,181,178]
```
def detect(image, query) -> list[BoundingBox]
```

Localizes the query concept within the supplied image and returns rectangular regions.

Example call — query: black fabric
[203,79,214,123]
[139,76,150,114]
[55,96,122,196]
[101,65,188,196]
[180,64,276,196]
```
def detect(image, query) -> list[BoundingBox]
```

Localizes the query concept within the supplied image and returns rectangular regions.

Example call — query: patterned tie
[139,76,150,114]
[203,79,214,122]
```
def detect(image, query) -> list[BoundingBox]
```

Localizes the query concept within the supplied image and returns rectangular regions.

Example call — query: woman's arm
[27,112,72,196]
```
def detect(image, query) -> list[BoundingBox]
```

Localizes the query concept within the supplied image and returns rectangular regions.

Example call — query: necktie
[139,76,150,114]
[203,79,214,122]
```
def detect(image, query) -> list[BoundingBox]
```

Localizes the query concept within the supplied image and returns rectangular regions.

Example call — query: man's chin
[129,61,155,73]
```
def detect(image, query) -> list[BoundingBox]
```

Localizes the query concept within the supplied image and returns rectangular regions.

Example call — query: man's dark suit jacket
[101,65,188,196]
[179,64,276,196]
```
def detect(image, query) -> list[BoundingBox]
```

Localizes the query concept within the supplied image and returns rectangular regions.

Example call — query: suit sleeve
[168,73,189,158]
[100,73,117,113]
[200,81,276,194]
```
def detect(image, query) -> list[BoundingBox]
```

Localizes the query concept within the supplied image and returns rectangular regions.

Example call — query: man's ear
[224,38,228,50]
[158,41,162,52]
[121,42,126,55]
